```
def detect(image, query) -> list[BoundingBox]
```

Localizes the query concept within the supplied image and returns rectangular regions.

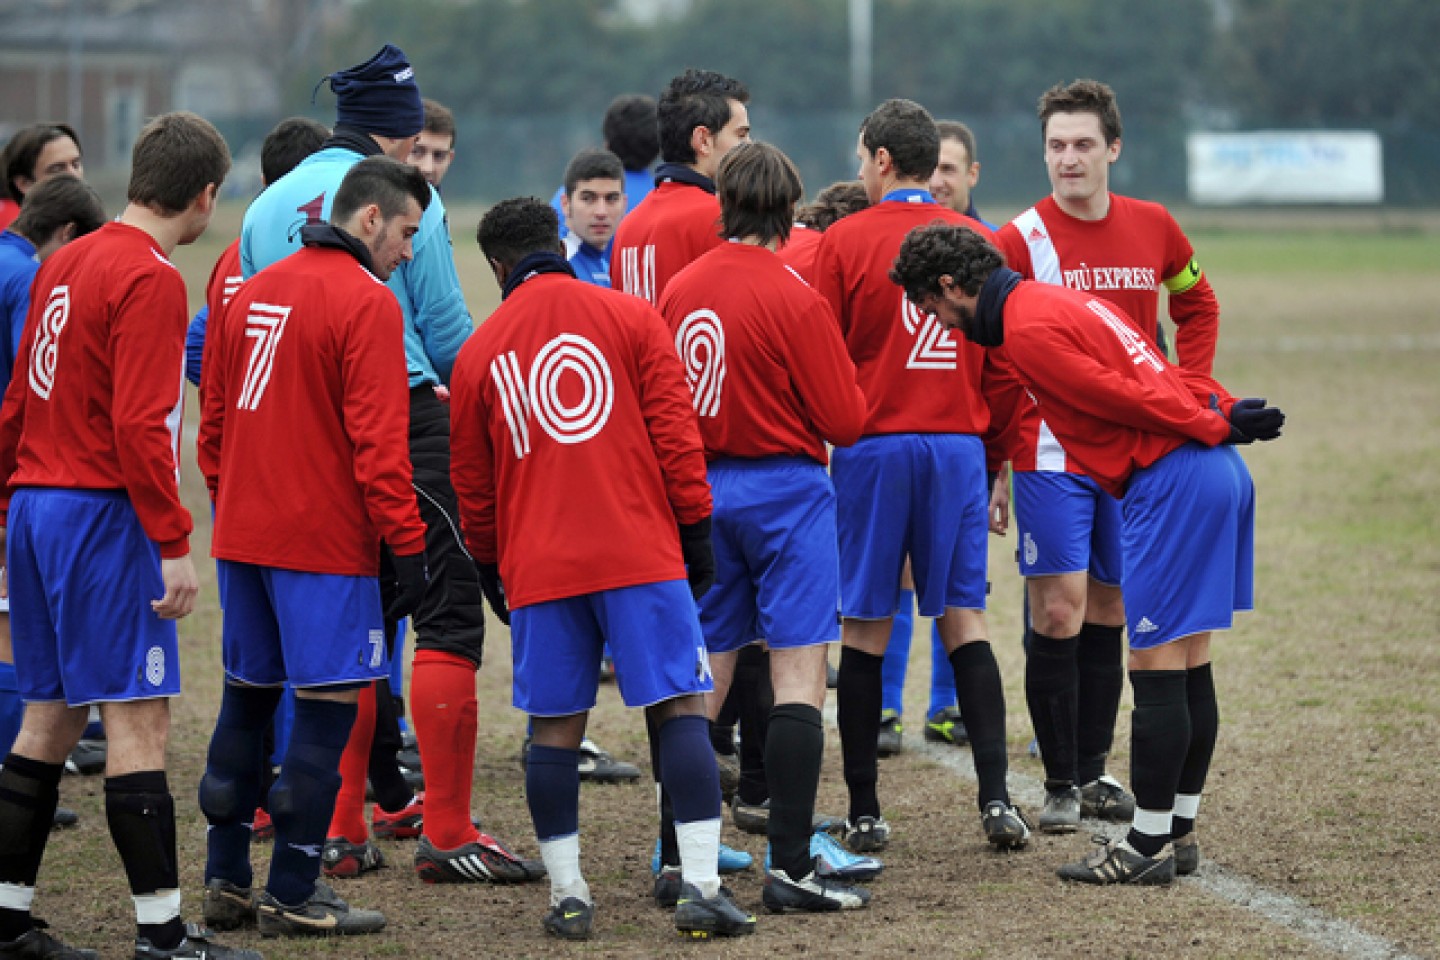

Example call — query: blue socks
[199,683,283,888]
[656,714,721,824]
[526,744,580,841]
[266,697,356,906]
[879,590,914,715]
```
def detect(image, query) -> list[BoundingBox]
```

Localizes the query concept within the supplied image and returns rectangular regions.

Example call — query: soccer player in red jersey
[812,98,1028,854]
[0,112,257,960]
[991,80,1223,833]
[660,142,872,913]
[892,222,1281,885]
[452,197,754,942]
[196,157,438,938]
[609,69,750,304]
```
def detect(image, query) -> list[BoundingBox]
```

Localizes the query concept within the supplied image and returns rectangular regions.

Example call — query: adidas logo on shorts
[1134,617,1159,634]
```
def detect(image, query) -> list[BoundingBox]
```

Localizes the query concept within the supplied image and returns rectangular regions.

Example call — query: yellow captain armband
[1163,257,1203,295]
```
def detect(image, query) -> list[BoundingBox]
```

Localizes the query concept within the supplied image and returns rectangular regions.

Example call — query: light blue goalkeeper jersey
[240,143,472,388]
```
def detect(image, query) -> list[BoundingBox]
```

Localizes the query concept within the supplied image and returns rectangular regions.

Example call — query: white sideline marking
[907,737,1424,960]
[1219,333,1440,354]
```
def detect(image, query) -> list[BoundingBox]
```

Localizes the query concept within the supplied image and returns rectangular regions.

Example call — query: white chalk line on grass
[905,734,1425,960]
[1219,333,1440,354]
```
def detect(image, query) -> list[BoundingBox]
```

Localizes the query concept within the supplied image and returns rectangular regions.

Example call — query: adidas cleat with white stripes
[1057,836,1175,886]
[414,834,546,884]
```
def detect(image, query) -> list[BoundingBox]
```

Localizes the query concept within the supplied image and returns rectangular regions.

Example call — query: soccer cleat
[982,801,1032,850]
[1173,831,1200,876]
[597,655,616,682]
[1057,836,1175,885]
[256,880,387,937]
[651,839,753,875]
[50,807,78,830]
[653,866,682,908]
[414,833,546,884]
[923,706,969,746]
[371,793,424,840]
[0,919,97,959]
[202,878,256,931]
[731,797,768,835]
[674,882,756,939]
[133,922,262,959]
[762,865,870,913]
[542,897,594,941]
[842,815,891,854]
[1038,783,1082,834]
[809,829,883,881]
[249,808,273,843]
[321,837,385,879]
[876,710,903,757]
[577,738,641,784]
[1080,776,1136,821]
[63,740,106,777]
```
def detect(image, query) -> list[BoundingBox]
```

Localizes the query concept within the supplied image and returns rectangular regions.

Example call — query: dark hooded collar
[654,162,715,194]
[321,125,385,159]
[500,251,575,300]
[966,266,1022,348]
[300,222,378,275]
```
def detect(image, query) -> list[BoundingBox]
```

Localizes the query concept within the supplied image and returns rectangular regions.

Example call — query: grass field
[31,205,1440,958]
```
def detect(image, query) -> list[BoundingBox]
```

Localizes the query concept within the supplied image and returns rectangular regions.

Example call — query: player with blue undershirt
[550,93,659,241]
[890,221,1282,885]
[452,197,754,942]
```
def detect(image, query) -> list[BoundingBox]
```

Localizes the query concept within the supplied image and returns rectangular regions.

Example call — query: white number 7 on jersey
[237,303,292,411]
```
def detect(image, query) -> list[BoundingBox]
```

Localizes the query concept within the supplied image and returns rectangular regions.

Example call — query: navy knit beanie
[319,44,424,139]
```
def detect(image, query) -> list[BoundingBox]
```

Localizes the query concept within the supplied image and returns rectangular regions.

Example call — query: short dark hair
[422,98,456,142]
[603,94,659,172]
[1038,79,1123,145]
[860,99,939,181]
[261,117,329,185]
[935,120,978,163]
[717,141,802,247]
[889,223,1003,304]
[796,180,870,232]
[127,111,231,215]
[10,175,105,246]
[658,69,749,165]
[477,197,563,269]
[564,148,625,196]
[331,156,431,224]
[3,122,83,203]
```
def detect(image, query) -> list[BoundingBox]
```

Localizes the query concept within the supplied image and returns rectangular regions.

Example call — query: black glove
[677,517,716,600]
[385,551,429,622]
[1224,396,1285,444]
[476,562,510,626]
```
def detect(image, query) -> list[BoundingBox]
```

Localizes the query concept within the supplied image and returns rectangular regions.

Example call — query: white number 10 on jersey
[490,333,615,460]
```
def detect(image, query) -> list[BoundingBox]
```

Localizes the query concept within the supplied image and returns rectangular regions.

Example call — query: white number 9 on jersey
[675,308,726,417]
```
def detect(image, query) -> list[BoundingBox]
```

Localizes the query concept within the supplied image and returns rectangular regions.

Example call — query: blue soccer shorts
[1012,470,1124,585]
[699,457,840,653]
[1121,443,1256,650]
[218,560,388,689]
[6,488,180,705]
[831,433,989,619]
[511,579,712,716]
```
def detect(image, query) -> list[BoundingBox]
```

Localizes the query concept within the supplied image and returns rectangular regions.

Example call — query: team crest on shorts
[1023,532,1038,567]
[145,646,166,686]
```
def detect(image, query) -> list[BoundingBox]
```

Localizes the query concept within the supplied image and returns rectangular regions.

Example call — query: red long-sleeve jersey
[0,222,192,557]
[992,280,1235,498]
[451,271,712,609]
[609,180,724,305]
[776,225,822,283]
[813,199,996,437]
[197,244,426,575]
[659,242,865,464]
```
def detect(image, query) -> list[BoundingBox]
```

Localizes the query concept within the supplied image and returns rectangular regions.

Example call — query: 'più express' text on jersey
[450,271,711,608]
[197,244,426,575]
[0,222,192,556]
[813,198,996,438]
[659,242,865,463]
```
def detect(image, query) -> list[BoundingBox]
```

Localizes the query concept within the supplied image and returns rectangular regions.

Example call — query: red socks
[410,649,479,849]
[326,681,376,843]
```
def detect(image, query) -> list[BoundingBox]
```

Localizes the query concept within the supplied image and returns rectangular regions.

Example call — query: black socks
[837,646,884,822]
[949,641,1010,809]
[1023,628,1078,786]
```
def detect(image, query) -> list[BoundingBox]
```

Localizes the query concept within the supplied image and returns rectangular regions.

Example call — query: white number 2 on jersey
[237,303,291,411]
[901,294,957,370]
[675,308,725,417]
